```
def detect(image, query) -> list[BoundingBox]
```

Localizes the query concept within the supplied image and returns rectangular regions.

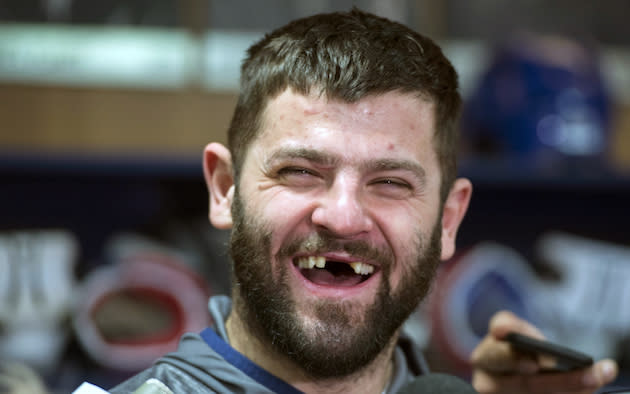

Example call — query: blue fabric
[200,327,303,394]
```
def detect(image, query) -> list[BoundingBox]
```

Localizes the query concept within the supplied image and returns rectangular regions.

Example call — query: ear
[440,177,472,261]
[203,142,235,229]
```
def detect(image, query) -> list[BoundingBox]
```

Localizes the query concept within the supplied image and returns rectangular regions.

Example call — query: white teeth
[314,256,326,268]
[299,256,325,269]
[350,262,374,275]
[297,257,374,276]
[298,257,315,269]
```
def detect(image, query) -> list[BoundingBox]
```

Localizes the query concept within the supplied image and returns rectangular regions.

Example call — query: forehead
[257,89,436,150]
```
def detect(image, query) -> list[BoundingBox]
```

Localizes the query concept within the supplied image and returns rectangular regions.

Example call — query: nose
[310,175,373,238]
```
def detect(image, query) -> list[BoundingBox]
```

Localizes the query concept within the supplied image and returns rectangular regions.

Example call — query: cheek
[260,192,312,223]
[379,207,438,270]
[251,192,317,251]
[373,203,429,242]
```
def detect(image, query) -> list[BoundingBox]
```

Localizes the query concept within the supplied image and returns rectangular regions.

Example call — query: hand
[469,310,618,394]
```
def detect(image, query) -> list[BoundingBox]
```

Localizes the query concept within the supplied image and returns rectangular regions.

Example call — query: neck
[226,303,398,394]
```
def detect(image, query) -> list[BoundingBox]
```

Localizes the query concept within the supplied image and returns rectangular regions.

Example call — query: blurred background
[0,0,629,392]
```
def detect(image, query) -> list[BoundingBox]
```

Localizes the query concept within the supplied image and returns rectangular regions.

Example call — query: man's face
[229,89,445,378]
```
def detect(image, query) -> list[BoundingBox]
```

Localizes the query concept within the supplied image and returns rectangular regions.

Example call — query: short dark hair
[227,8,461,200]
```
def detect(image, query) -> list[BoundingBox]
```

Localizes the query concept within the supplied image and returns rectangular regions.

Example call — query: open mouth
[294,256,376,287]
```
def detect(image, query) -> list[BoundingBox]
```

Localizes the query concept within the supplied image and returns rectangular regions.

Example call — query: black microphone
[397,373,478,393]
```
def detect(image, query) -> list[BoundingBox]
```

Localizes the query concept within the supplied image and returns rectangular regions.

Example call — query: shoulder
[109,355,231,393]
[109,330,273,393]
[108,333,222,393]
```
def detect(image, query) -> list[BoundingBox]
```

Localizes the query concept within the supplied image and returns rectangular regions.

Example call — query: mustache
[277,232,395,267]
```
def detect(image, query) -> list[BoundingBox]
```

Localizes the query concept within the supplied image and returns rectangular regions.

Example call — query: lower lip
[289,263,380,299]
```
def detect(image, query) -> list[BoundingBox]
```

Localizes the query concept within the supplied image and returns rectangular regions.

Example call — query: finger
[470,334,539,374]
[471,310,551,373]
[582,359,618,388]
[488,310,545,341]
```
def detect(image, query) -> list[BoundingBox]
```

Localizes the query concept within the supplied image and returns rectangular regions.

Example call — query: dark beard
[229,189,442,379]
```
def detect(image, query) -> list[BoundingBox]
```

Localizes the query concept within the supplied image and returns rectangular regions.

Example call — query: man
[111,9,618,393]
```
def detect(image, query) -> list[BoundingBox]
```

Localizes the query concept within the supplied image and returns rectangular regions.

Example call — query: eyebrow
[265,147,339,167]
[265,147,427,184]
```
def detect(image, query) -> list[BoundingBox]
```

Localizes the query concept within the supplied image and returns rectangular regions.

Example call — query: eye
[369,177,414,198]
[276,166,321,187]
[277,167,316,177]
[373,178,411,188]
